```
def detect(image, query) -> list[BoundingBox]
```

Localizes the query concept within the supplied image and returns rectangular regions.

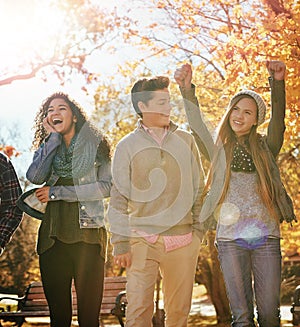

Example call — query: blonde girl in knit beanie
[175,60,295,327]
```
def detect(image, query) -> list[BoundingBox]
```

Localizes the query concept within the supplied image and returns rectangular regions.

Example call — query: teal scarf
[53,129,98,179]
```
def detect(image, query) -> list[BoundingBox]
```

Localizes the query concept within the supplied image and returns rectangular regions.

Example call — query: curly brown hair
[32,92,111,161]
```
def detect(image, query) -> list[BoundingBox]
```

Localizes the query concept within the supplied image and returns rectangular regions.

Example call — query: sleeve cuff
[180,84,196,98]
[113,241,131,256]
[49,186,57,200]
[45,132,62,143]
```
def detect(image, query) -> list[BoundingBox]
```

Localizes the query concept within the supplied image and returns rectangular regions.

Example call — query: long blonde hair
[204,97,279,221]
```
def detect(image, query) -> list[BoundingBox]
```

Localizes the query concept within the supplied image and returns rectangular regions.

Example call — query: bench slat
[0,276,127,324]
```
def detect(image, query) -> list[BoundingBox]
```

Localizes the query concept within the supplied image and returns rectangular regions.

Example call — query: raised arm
[174,64,215,162]
[265,60,286,158]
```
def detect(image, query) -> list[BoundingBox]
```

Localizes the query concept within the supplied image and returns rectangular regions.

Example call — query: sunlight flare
[0,0,64,68]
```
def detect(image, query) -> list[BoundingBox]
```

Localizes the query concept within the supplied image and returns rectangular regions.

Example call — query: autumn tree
[105,0,299,222]
[0,0,129,87]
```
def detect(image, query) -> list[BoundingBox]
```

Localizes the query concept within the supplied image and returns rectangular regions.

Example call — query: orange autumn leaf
[0,145,21,158]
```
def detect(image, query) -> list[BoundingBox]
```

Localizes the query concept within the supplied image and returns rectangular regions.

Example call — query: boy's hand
[266,60,286,81]
[174,63,193,89]
[114,252,132,268]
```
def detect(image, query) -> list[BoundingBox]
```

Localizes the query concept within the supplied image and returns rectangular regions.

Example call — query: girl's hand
[174,63,193,89]
[43,117,57,134]
[266,60,286,81]
[35,186,50,203]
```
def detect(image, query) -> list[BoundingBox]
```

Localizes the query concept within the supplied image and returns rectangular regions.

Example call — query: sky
[0,0,195,182]
[0,0,180,180]
[0,0,121,177]
[0,64,105,178]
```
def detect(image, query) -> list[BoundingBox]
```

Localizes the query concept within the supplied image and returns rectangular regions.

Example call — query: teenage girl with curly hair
[27,92,111,327]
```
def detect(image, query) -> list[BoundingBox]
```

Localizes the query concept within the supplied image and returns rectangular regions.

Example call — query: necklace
[231,142,256,172]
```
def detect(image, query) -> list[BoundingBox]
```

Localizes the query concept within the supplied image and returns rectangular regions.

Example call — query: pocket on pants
[130,238,150,270]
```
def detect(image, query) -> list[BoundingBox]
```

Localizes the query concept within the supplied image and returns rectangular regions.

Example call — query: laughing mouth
[53,118,62,125]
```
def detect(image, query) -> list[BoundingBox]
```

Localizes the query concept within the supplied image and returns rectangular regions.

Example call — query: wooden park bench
[0,275,127,327]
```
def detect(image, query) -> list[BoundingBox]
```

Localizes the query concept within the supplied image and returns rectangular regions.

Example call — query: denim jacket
[26,132,112,228]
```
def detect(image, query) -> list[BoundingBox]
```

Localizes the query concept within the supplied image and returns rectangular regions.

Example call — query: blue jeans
[216,238,281,327]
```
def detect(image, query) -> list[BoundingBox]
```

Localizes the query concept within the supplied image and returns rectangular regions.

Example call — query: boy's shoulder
[169,121,192,137]
[173,126,194,140]
[115,128,144,150]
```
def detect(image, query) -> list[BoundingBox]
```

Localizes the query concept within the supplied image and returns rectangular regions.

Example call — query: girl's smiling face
[229,97,258,137]
[47,98,77,140]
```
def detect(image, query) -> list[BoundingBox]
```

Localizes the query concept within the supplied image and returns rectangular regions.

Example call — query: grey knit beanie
[229,90,266,126]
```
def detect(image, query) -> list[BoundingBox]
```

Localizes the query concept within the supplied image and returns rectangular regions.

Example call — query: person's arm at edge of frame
[0,154,23,255]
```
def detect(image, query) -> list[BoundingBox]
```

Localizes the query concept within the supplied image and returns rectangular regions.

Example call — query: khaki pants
[125,234,200,327]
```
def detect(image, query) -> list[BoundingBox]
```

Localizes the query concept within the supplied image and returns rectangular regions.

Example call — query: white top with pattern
[216,171,280,241]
